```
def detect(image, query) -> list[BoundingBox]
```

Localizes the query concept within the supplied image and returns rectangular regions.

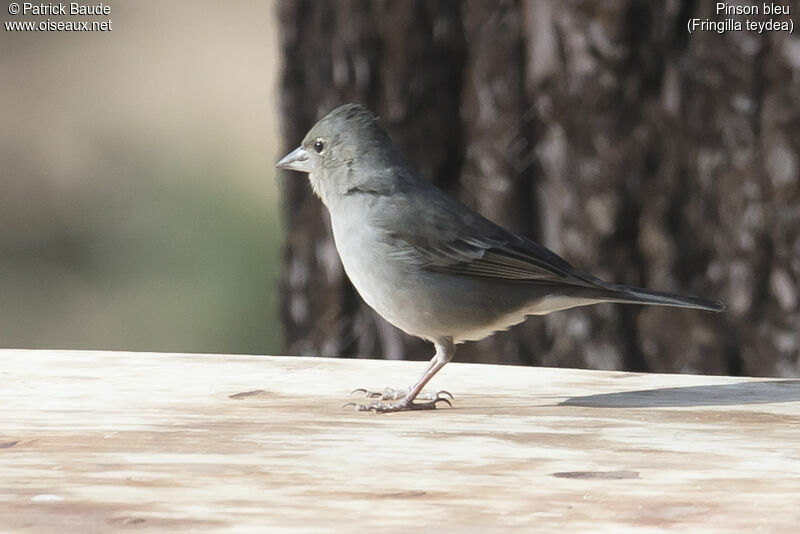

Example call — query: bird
[276,103,725,413]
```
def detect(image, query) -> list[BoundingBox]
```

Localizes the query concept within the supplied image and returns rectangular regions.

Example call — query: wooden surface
[1,349,799,533]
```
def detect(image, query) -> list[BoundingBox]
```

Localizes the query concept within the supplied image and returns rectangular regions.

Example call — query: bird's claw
[343,394,453,413]
[349,387,453,401]
[350,387,406,399]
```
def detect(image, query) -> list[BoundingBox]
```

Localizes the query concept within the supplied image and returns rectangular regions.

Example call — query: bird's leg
[350,357,451,400]
[345,338,455,413]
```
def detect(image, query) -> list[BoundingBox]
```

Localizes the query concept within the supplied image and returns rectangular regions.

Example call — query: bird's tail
[594,283,726,312]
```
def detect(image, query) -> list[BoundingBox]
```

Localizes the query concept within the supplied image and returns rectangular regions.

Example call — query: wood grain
[1,349,799,532]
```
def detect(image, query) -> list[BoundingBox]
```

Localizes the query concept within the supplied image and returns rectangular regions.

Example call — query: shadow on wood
[562,380,800,408]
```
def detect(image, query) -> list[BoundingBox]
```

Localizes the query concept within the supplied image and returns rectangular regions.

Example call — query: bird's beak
[275,146,312,173]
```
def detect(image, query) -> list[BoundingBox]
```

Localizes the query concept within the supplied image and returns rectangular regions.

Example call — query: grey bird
[276,103,725,413]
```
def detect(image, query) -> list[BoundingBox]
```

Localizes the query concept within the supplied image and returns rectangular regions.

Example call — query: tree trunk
[277,0,800,377]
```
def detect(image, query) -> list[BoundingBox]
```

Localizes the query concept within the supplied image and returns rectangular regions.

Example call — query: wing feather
[372,169,604,289]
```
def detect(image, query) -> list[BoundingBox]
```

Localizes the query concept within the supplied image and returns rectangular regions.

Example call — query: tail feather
[600,284,726,312]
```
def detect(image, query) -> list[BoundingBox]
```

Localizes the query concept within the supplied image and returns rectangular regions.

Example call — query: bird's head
[276,103,405,206]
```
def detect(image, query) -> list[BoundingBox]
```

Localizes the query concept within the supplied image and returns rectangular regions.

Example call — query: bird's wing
[413,235,581,283]
[376,178,603,288]
[396,228,606,288]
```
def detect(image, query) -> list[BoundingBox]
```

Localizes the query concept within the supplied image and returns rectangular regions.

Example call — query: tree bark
[277,0,800,377]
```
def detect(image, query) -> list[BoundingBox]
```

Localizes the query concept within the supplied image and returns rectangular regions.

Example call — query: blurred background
[1,1,283,354]
[2,1,799,377]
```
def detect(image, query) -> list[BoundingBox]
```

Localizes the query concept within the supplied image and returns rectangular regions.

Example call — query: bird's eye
[313,139,325,154]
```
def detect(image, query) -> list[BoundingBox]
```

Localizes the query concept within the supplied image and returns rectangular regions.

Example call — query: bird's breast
[328,207,534,343]
[329,210,411,303]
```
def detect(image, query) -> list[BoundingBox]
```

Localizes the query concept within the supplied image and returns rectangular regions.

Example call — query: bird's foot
[343,394,452,413]
[350,386,407,400]
[350,387,453,401]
